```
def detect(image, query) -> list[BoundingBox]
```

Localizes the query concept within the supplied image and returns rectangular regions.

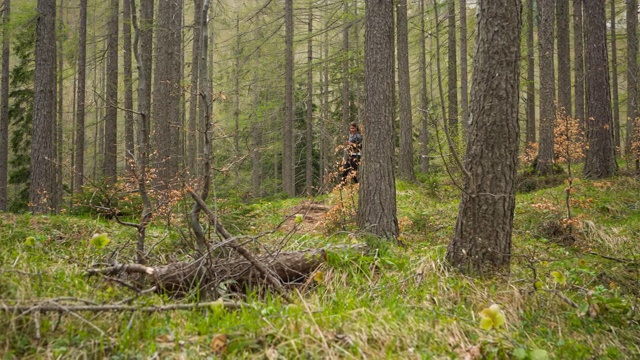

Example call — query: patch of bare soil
[282,200,331,233]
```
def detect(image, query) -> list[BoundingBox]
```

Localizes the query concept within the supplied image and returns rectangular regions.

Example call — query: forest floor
[1,168,640,359]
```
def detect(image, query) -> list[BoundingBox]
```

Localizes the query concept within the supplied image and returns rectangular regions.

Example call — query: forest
[1,0,640,358]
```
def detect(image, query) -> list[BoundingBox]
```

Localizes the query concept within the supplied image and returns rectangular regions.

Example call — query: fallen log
[88,247,330,295]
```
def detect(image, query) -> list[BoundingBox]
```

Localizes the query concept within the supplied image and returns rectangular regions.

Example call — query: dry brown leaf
[155,334,174,343]
[265,347,279,360]
[211,334,228,354]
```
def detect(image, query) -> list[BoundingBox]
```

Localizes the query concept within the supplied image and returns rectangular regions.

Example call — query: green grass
[1,174,639,359]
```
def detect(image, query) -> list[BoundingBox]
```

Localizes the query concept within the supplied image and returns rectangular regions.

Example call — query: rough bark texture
[152,0,182,186]
[30,0,57,214]
[536,0,555,175]
[0,0,10,211]
[447,0,458,142]
[574,0,585,124]
[104,0,119,184]
[459,0,468,140]
[446,0,521,275]
[525,0,536,145]
[397,0,415,181]
[610,0,620,150]
[74,0,87,192]
[418,0,430,173]
[583,0,617,179]
[342,1,350,130]
[282,0,295,196]
[556,0,571,116]
[123,0,135,173]
[305,8,314,196]
[187,0,203,174]
[358,0,398,239]
[628,0,639,154]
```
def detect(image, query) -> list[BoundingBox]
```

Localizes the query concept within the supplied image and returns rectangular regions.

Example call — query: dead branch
[0,300,248,313]
[187,188,289,300]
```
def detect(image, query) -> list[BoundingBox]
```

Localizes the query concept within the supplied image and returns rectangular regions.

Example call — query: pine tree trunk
[447,0,458,143]
[418,0,430,174]
[283,0,295,196]
[123,0,135,173]
[358,0,398,239]
[526,0,536,146]
[459,0,468,141]
[447,0,521,275]
[74,0,87,192]
[30,0,57,213]
[104,0,119,184]
[397,0,415,181]
[583,0,617,179]
[557,0,571,116]
[574,0,585,126]
[305,7,314,196]
[536,0,556,175]
[0,0,10,211]
[610,0,620,152]
[627,0,639,155]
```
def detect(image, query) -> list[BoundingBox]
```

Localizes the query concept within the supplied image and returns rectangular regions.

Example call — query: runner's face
[350,125,356,134]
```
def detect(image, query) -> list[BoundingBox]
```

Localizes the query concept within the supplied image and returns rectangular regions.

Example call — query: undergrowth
[1,174,639,359]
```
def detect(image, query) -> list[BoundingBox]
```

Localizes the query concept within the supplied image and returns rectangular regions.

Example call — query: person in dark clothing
[342,122,362,183]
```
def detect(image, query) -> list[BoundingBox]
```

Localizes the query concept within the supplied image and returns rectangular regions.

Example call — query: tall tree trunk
[397,0,415,181]
[322,25,329,188]
[358,0,398,239]
[0,0,10,211]
[574,0,585,126]
[557,0,571,116]
[447,0,458,143]
[536,0,556,175]
[123,0,135,173]
[187,0,202,174]
[283,0,295,196]
[198,0,210,178]
[418,0,430,174]
[30,0,57,213]
[104,0,119,184]
[459,0,468,140]
[252,72,261,197]
[446,0,521,275]
[342,0,350,129]
[627,0,639,155]
[525,0,536,146]
[583,0,617,179]
[153,0,182,187]
[74,0,87,192]
[131,0,155,264]
[55,0,64,210]
[610,0,620,152]
[305,7,314,196]
[233,9,241,186]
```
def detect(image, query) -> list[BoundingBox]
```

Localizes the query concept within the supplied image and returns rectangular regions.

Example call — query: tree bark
[418,0,430,174]
[525,0,536,146]
[358,0,398,239]
[104,0,119,184]
[609,0,620,152]
[536,0,555,175]
[446,0,521,275]
[459,0,468,140]
[152,0,182,187]
[627,0,639,155]
[583,0,617,179]
[74,0,87,193]
[30,0,57,214]
[397,0,415,182]
[447,0,458,143]
[574,0,585,126]
[556,0,571,116]
[305,7,314,196]
[123,0,135,173]
[0,0,10,211]
[282,0,295,196]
